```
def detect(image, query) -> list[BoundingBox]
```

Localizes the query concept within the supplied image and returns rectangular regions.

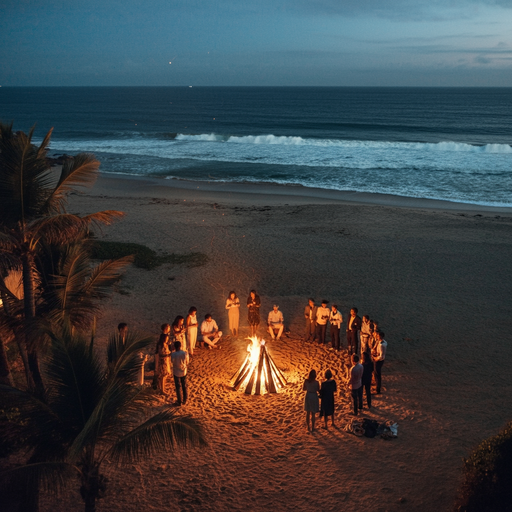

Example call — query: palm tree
[0,122,124,392]
[0,329,207,512]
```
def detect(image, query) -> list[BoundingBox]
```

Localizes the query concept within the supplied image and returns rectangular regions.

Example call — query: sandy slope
[39,179,512,512]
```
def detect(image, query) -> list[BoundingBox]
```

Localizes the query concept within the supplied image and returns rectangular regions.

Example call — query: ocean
[1,86,511,207]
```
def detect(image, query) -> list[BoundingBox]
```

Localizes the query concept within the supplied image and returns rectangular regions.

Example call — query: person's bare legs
[306,411,311,432]
[311,412,316,432]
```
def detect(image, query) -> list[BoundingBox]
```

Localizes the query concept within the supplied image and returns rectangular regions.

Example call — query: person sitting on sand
[267,304,284,340]
[320,369,337,429]
[303,369,320,432]
[201,314,222,349]
[348,354,364,416]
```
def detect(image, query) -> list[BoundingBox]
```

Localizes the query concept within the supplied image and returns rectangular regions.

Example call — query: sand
[41,174,512,512]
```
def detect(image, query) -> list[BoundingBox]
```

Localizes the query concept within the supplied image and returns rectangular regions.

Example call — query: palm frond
[43,153,100,214]
[106,409,207,464]
[0,126,54,225]
[0,384,65,451]
[82,210,125,229]
[44,331,105,436]
[82,255,133,299]
[28,214,89,246]
[106,332,154,384]
[0,460,78,496]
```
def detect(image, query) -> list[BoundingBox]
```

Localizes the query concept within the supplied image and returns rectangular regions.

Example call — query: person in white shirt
[360,315,372,355]
[372,330,388,394]
[315,300,330,345]
[329,304,343,350]
[200,314,222,349]
[171,341,189,405]
[267,304,284,340]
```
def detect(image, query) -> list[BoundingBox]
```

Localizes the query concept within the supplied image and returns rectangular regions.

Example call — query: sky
[1,0,512,86]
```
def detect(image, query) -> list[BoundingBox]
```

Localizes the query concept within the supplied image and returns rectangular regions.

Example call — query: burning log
[231,337,287,395]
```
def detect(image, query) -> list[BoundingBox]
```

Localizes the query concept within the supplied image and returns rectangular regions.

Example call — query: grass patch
[90,241,208,270]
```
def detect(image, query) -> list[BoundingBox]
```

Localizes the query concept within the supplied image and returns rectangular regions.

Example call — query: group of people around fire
[302,298,388,432]
[119,292,388,425]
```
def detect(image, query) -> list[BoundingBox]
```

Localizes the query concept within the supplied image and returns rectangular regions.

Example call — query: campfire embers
[231,337,287,395]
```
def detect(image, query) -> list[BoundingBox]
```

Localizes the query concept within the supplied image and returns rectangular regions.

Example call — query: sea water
[1,87,511,206]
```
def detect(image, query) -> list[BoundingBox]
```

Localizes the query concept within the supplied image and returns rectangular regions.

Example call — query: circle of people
[147,291,388,418]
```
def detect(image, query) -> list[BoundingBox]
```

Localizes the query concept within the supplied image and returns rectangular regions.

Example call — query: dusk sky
[1,0,512,86]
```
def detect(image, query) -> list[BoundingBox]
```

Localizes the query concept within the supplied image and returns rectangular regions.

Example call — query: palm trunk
[21,252,44,395]
[0,334,13,386]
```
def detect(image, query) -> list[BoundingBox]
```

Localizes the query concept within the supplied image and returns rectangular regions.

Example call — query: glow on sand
[231,337,287,395]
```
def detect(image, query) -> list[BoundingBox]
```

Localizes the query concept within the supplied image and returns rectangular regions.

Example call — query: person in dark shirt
[361,351,374,409]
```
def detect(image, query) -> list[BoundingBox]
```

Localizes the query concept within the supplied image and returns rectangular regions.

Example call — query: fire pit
[231,337,287,395]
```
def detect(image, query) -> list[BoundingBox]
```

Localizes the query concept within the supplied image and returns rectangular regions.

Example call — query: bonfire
[231,337,287,395]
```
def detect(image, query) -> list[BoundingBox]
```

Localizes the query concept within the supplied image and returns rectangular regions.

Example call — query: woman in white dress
[225,291,240,336]
[186,306,198,355]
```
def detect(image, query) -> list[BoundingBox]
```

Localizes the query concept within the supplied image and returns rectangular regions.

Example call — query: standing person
[225,291,241,336]
[319,369,337,429]
[346,307,362,356]
[247,290,261,337]
[329,304,343,350]
[361,352,374,409]
[303,298,317,342]
[360,315,372,356]
[372,330,388,394]
[155,324,171,395]
[118,322,128,345]
[171,341,189,406]
[303,369,320,433]
[315,300,330,345]
[171,316,186,351]
[267,304,284,340]
[348,354,364,415]
[200,314,223,349]
[186,307,198,355]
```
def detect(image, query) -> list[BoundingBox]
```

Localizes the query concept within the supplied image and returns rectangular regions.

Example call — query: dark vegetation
[454,421,512,512]
[90,240,208,270]
[0,122,206,512]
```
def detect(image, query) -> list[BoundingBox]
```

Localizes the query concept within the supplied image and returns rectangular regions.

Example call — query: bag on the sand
[362,419,379,438]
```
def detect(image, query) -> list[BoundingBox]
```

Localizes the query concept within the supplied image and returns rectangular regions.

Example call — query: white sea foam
[175,133,512,153]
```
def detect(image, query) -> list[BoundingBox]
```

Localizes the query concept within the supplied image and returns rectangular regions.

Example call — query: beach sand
[42,174,512,512]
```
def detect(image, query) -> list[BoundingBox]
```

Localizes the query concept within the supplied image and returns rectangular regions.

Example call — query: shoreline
[94,172,512,213]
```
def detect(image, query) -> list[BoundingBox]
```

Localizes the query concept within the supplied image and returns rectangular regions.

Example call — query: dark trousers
[173,375,188,404]
[351,386,363,415]
[330,325,340,349]
[316,323,327,344]
[347,330,359,354]
[363,381,372,408]
[374,360,384,393]
[304,320,315,341]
